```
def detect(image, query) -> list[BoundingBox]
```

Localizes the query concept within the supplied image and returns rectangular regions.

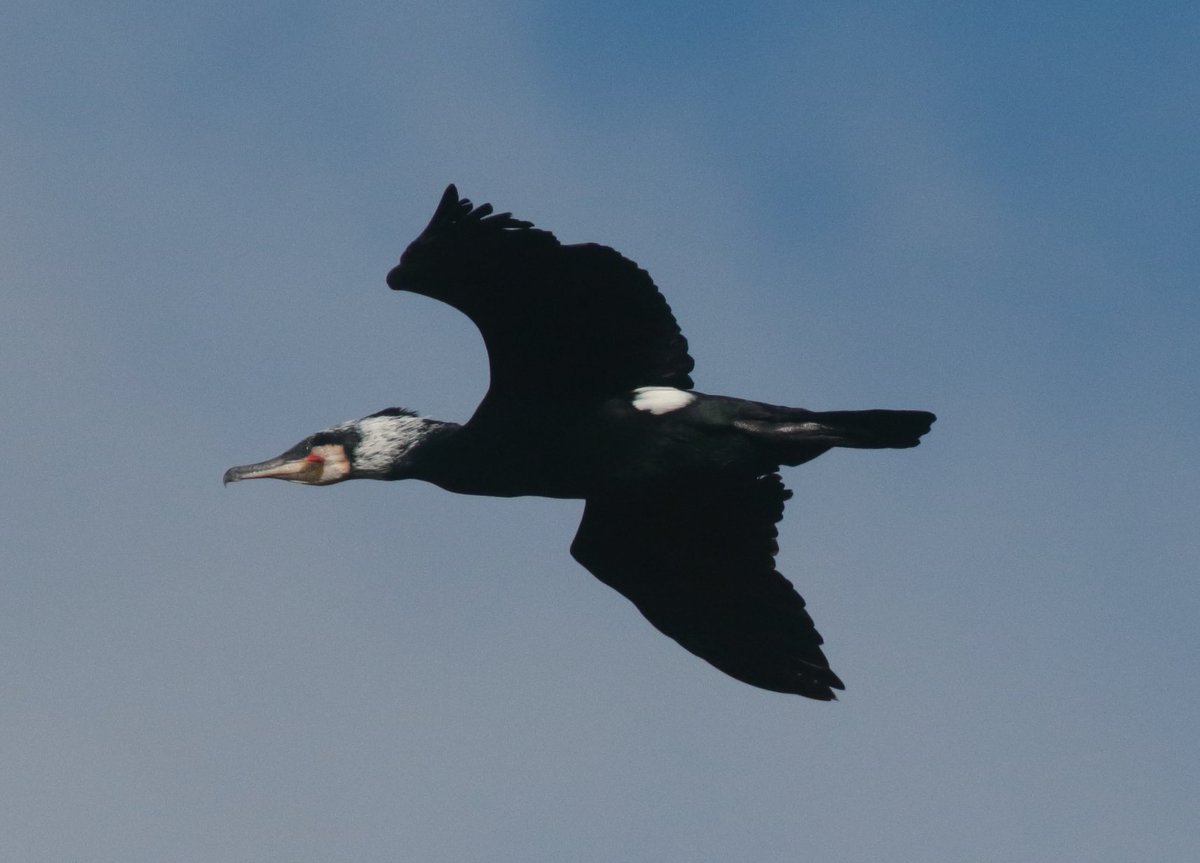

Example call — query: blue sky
[3,3,1197,861]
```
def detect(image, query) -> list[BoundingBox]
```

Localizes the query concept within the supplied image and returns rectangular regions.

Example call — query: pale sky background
[3,3,1198,861]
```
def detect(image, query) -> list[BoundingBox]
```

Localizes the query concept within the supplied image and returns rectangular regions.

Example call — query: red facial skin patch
[304,452,324,464]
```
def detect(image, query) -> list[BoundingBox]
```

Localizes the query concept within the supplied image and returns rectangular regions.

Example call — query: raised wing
[387,186,694,416]
[570,473,845,699]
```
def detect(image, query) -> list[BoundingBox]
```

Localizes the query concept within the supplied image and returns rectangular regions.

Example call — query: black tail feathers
[801,409,936,449]
[735,407,935,465]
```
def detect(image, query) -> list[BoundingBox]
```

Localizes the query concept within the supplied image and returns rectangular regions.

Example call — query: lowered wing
[570,473,845,700]
[387,185,694,421]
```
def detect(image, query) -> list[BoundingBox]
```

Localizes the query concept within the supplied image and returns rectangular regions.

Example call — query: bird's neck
[391,420,463,482]
[348,414,460,481]
[402,419,586,499]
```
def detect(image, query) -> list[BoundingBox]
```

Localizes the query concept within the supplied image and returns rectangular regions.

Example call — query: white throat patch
[631,386,696,415]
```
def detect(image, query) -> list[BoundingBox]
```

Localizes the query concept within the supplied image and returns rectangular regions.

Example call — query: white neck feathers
[347,413,436,476]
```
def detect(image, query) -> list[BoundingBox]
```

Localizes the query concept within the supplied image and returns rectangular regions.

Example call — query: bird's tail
[735,408,936,466]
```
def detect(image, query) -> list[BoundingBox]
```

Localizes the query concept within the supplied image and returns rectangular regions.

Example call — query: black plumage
[225,185,936,700]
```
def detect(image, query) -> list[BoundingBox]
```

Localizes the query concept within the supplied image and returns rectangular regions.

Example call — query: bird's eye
[305,452,325,464]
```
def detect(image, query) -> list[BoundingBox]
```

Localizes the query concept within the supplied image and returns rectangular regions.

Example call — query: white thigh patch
[631,386,696,415]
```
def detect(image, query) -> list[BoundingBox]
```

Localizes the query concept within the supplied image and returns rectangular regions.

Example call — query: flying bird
[224,185,935,700]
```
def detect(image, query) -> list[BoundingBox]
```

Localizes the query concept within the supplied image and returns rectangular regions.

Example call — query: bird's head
[223,408,441,486]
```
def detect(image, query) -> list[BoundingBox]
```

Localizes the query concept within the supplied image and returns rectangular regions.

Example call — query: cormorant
[224,185,935,700]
